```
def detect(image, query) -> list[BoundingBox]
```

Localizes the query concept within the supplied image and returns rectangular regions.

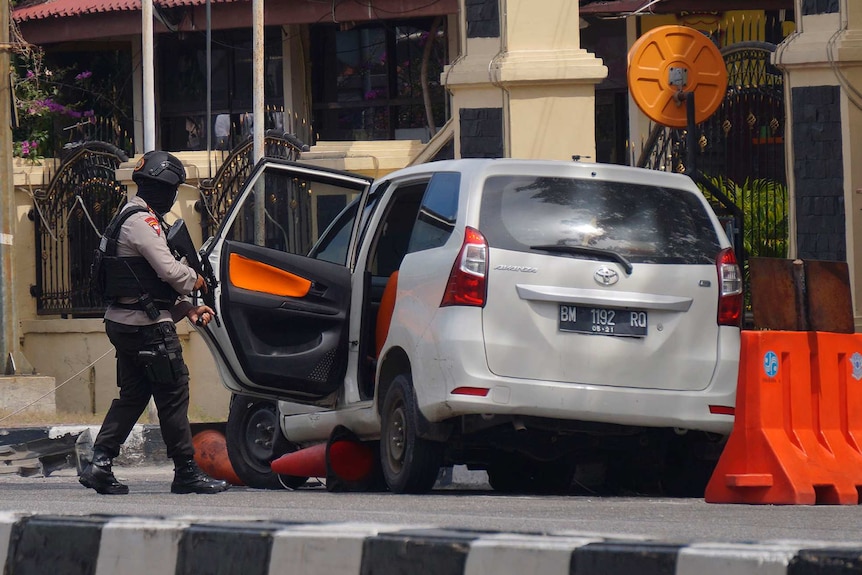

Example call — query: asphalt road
[1,465,861,545]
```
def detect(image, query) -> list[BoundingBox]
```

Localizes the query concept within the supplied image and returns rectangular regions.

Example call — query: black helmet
[132,150,186,187]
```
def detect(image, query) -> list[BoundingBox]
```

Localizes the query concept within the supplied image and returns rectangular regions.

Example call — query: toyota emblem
[594,265,619,286]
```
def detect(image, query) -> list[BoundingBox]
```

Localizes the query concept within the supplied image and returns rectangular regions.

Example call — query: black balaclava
[136,179,178,216]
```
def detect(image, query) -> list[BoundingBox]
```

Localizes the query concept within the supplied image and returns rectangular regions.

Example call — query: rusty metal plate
[804,259,854,333]
[750,257,800,331]
[749,257,853,332]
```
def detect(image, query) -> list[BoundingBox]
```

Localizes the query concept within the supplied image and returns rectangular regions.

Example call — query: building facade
[6,0,862,420]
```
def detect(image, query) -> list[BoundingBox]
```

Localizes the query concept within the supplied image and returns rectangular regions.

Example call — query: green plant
[700,176,788,315]
[699,175,789,259]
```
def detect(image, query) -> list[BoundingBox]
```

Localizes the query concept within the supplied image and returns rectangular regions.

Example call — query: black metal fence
[31,142,129,317]
[32,133,308,317]
[198,131,308,239]
[637,39,788,315]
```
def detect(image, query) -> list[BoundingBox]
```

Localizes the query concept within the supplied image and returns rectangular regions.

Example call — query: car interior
[358,182,427,399]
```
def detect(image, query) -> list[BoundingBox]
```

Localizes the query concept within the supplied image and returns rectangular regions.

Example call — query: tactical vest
[92,206,179,304]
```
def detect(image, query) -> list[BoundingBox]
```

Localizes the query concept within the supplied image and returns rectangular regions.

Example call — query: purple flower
[42,99,64,113]
[75,70,93,81]
[21,141,30,154]
[26,70,35,78]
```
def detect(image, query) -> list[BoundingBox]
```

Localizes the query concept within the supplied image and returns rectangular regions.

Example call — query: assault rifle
[166,219,221,327]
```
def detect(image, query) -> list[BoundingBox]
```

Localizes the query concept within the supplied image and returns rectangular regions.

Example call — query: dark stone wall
[801,0,839,14]
[460,108,504,158]
[465,0,500,38]
[792,85,845,261]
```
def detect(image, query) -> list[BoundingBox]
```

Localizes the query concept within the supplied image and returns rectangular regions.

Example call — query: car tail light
[441,227,488,307]
[709,404,735,416]
[716,247,742,327]
[451,386,490,397]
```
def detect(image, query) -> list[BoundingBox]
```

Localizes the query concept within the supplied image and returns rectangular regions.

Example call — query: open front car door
[200,159,371,403]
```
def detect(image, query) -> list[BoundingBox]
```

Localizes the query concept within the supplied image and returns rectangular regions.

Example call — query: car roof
[385,158,698,190]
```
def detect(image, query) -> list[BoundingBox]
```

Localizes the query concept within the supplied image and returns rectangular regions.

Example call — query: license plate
[559,304,647,337]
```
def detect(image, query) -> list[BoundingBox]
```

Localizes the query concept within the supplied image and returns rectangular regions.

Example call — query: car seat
[375,271,399,358]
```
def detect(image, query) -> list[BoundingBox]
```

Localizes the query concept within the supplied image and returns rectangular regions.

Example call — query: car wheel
[225,394,307,490]
[380,374,442,493]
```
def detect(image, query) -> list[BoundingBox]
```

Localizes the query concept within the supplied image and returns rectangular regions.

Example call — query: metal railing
[31,132,309,317]
[637,40,788,318]
[197,131,309,239]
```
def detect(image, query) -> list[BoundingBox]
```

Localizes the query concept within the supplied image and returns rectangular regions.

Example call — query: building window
[310,19,448,142]
[158,27,284,152]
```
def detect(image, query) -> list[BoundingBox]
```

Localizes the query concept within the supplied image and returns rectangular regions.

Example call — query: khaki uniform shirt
[104,195,197,326]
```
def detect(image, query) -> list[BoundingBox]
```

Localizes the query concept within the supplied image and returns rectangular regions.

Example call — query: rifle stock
[166,219,221,326]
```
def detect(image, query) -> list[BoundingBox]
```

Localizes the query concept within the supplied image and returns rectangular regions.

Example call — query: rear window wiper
[529,244,633,275]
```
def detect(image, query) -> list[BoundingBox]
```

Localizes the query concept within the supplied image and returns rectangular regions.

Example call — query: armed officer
[80,150,229,495]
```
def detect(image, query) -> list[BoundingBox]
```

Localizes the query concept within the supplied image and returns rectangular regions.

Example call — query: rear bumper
[413,314,739,435]
[422,378,736,435]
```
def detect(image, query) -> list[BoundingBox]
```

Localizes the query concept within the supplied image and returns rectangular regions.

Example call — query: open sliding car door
[201,159,371,403]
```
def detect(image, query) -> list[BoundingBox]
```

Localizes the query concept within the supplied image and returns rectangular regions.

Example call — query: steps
[300,140,426,178]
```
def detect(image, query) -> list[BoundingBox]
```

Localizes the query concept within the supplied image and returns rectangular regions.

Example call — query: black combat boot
[171,457,230,494]
[79,446,129,495]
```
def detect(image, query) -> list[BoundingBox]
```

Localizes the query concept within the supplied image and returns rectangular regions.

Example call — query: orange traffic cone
[328,438,374,483]
[270,426,382,491]
[271,443,327,477]
[325,425,383,492]
[193,429,244,486]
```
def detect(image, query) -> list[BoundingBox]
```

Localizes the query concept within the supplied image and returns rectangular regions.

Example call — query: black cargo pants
[95,320,194,460]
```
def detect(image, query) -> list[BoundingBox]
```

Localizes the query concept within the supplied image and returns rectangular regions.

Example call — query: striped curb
[2,512,861,575]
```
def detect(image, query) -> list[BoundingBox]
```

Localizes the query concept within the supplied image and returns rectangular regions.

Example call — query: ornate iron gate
[198,132,309,240]
[31,143,129,317]
[638,41,788,312]
[31,133,308,317]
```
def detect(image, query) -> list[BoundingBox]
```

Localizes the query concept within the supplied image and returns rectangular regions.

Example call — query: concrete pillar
[1,0,39,379]
[131,41,145,155]
[774,0,862,327]
[1,0,16,373]
[442,0,606,160]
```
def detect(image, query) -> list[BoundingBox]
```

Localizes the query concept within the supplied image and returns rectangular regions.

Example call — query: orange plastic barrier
[705,330,862,505]
[810,332,862,487]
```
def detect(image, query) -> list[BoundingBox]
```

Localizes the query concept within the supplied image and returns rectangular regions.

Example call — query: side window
[225,170,316,255]
[225,168,366,260]
[407,172,460,254]
[309,185,385,265]
[309,200,359,265]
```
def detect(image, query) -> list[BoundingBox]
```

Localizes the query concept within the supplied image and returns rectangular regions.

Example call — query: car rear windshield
[479,175,723,265]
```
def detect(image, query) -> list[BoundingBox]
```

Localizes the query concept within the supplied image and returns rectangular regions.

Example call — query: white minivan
[198,158,742,494]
